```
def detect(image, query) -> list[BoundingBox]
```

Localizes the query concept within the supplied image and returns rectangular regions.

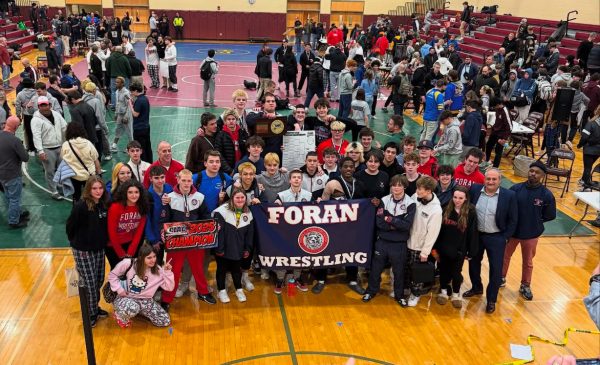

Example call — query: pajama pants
[162,249,209,303]
[147,65,159,87]
[502,237,539,286]
[72,248,105,318]
[113,296,170,327]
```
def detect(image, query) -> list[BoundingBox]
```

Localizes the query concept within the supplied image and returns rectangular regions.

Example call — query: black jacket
[423,53,438,72]
[46,48,60,70]
[326,48,346,72]
[69,101,99,144]
[127,56,145,77]
[308,61,324,90]
[213,205,254,260]
[282,52,298,81]
[434,206,478,259]
[376,194,416,242]
[90,53,103,77]
[66,200,108,251]
[256,55,272,78]
[579,118,600,155]
[214,129,249,174]
[299,50,315,72]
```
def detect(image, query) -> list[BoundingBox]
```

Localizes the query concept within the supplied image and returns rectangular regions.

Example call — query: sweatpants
[469,232,506,303]
[329,71,340,100]
[485,134,505,168]
[438,253,464,294]
[113,296,170,327]
[216,256,242,290]
[582,153,600,184]
[23,114,35,152]
[133,128,153,163]
[41,147,61,193]
[114,114,133,142]
[72,248,105,318]
[203,78,216,105]
[162,249,209,303]
[405,248,424,296]
[257,78,271,101]
[502,237,539,286]
[365,239,407,299]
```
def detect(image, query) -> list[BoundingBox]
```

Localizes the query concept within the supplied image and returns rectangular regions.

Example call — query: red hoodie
[454,162,485,187]
[417,156,438,178]
[107,203,147,258]
[223,125,242,162]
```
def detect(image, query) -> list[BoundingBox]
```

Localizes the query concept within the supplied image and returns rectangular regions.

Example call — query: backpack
[399,74,412,96]
[200,60,215,81]
[537,79,552,101]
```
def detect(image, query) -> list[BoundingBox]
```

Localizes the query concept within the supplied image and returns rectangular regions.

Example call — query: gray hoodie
[256,171,289,203]
[500,71,518,100]
[83,92,108,133]
[15,88,37,117]
[434,119,463,155]
[338,68,354,95]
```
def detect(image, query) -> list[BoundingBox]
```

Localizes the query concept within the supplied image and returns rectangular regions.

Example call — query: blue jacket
[461,111,483,147]
[469,184,518,240]
[512,69,537,101]
[353,65,366,89]
[53,160,76,197]
[509,183,556,239]
[145,183,173,244]
[423,88,445,121]
[444,82,463,111]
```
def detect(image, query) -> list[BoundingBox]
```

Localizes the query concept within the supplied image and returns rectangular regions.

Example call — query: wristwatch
[590,274,600,286]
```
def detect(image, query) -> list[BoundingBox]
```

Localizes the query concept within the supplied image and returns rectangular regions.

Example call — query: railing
[565,10,578,36]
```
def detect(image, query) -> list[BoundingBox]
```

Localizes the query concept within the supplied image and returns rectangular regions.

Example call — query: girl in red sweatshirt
[107,179,148,268]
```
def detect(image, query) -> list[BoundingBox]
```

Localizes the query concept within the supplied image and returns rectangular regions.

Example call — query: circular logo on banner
[270,119,285,135]
[298,226,329,254]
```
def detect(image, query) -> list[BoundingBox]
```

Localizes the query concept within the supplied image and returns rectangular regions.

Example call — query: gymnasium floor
[0,42,598,364]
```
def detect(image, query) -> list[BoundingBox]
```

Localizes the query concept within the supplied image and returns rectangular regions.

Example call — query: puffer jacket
[579,117,600,156]
[214,128,249,175]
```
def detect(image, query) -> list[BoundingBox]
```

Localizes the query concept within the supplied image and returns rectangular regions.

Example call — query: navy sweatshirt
[376,194,416,242]
[509,182,556,239]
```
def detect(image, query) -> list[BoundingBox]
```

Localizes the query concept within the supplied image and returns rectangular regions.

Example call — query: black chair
[543,148,575,198]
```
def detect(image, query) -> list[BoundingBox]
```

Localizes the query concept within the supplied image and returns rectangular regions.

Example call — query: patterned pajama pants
[113,297,171,327]
[72,248,105,318]
[147,65,159,88]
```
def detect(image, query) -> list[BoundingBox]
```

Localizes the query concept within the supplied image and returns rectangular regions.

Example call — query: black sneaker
[519,285,533,301]
[348,282,365,295]
[160,301,170,312]
[274,280,284,295]
[197,293,217,305]
[90,315,98,328]
[9,221,27,229]
[20,210,30,220]
[311,282,325,294]
[398,298,408,307]
[362,293,374,302]
[97,308,109,318]
[500,277,506,288]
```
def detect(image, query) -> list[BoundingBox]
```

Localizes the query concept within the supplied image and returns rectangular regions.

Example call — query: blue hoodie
[461,110,483,147]
[512,68,537,101]
[145,183,173,244]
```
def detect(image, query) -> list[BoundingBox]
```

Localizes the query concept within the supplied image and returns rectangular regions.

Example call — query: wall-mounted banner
[163,219,218,252]
[250,200,375,269]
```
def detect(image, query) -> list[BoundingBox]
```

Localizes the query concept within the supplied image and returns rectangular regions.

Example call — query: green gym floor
[0,106,593,249]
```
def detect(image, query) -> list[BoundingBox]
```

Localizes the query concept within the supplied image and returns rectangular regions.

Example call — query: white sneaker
[175,281,189,298]
[110,143,118,152]
[103,155,112,161]
[241,272,255,291]
[260,269,270,280]
[436,289,449,305]
[218,289,230,303]
[451,293,463,308]
[235,289,247,302]
[28,151,35,157]
[407,294,420,307]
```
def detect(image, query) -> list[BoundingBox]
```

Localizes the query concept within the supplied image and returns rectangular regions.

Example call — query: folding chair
[543,148,575,198]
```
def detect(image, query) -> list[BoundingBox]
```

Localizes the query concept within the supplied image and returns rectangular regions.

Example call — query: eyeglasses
[331,129,344,132]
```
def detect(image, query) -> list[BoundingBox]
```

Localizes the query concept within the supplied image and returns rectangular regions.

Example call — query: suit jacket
[469,184,518,240]
[299,50,315,71]
[457,62,479,84]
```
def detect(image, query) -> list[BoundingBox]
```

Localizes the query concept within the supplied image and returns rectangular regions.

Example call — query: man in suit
[457,56,478,95]
[298,43,315,94]
[464,168,518,314]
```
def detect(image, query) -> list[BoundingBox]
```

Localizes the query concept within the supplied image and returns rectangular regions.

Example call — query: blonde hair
[330,121,346,130]
[178,169,193,177]
[222,108,238,121]
[84,82,97,93]
[111,162,133,193]
[264,152,280,166]
[238,162,256,174]
[231,89,248,101]
[345,142,365,163]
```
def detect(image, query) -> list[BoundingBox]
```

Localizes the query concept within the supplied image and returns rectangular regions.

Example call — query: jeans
[329,71,340,100]
[0,176,23,225]
[469,232,506,303]
[304,86,324,107]
[1,65,10,88]
[338,93,352,118]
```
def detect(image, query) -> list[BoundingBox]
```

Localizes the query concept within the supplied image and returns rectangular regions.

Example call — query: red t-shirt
[454,162,485,187]
[317,139,349,164]
[417,156,438,178]
[143,159,184,189]
[107,203,147,258]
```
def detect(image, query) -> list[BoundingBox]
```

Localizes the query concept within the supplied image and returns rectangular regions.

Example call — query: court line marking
[220,351,395,365]
[21,162,73,203]
[276,295,298,365]
[6,256,66,365]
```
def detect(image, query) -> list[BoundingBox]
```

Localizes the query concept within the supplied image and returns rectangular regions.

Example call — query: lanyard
[203,136,214,149]
[332,141,343,154]
[183,194,190,218]
[386,196,405,215]
[340,178,355,199]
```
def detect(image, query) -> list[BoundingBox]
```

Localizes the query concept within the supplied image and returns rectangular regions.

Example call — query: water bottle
[504,142,510,149]
[287,278,297,297]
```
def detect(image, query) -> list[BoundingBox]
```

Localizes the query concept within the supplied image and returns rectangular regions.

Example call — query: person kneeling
[109,243,174,328]
[362,175,416,306]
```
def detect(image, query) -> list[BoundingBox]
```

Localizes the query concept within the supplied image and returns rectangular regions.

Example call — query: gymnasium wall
[446,0,600,25]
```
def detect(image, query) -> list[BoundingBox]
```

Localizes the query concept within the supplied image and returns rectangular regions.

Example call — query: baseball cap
[417,140,434,149]
[37,96,50,105]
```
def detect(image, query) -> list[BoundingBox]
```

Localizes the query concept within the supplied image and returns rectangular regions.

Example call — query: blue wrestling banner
[250,200,376,269]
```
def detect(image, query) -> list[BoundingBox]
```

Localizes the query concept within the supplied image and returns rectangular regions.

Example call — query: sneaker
[19,211,30,220]
[110,143,118,152]
[451,293,463,308]
[9,221,28,229]
[260,269,270,280]
[51,192,63,201]
[311,282,325,294]
[348,282,365,295]
[519,284,533,301]
[389,290,395,298]
[197,292,217,304]
[381,107,388,113]
[217,289,230,303]
[175,281,189,298]
[436,289,449,305]
[160,302,170,312]
[241,272,255,291]
[103,155,112,161]
[294,278,308,292]
[274,280,284,294]
[407,294,420,307]
[97,308,109,318]
[500,277,506,287]
[398,298,409,307]
[28,151,35,157]
[90,315,98,328]
[235,289,247,302]
[362,293,374,302]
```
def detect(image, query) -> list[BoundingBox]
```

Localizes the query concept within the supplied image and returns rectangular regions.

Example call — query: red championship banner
[163,219,218,252]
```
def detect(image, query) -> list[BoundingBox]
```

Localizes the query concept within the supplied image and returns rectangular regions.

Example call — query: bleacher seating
[1,15,53,55]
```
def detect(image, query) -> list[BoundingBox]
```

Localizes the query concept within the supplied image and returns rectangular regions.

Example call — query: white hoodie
[407,193,443,257]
